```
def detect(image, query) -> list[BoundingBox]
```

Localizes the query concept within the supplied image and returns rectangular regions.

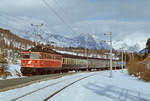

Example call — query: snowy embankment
[0,60,22,80]
[7,64,22,79]
[1,70,150,101]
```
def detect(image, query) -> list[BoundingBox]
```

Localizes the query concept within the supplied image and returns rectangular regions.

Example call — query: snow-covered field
[50,70,150,101]
[0,70,150,101]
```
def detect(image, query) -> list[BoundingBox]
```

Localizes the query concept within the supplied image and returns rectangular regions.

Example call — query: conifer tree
[146,38,150,53]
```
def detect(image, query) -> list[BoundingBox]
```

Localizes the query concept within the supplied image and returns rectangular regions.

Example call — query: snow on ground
[0,72,96,101]
[1,70,150,101]
[50,70,150,101]
[0,61,22,80]
[7,63,22,78]
[53,49,78,56]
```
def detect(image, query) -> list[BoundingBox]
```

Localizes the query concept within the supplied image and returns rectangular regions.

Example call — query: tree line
[0,28,34,63]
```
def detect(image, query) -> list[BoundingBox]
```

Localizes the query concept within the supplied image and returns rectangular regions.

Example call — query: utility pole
[132,52,134,60]
[84,33,89,69]
[120,48,124,72]
[124,51,126,67]
[31,23,43,45]
[104,32,112,78]
[130,52,132,62]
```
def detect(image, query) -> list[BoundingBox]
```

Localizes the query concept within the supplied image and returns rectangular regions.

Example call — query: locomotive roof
[24,44,118,61]
[25,44,58,54]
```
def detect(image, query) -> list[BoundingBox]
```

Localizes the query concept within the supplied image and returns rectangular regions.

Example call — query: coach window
[63,58,65,64]
[67,58,69,64]
[65,58,67,64]
[69,58,71,64]
[62,58,64,64]
[66,58,68,64]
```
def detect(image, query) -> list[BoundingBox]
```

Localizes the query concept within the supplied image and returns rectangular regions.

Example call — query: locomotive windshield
[22,53,30,59]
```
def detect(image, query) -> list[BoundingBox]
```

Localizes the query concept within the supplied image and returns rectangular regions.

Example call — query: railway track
[0,72,79,92]
[44,74,95,101]
[9,72,97,101]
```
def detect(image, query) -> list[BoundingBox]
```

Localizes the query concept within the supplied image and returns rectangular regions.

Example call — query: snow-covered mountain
[113,40,141,52]
[128,43,141,52]
[139,48,148,54]
[38,32,110,49]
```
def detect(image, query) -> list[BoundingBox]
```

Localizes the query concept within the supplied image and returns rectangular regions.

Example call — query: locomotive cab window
[22,53,30,59]
[30,53,39,59]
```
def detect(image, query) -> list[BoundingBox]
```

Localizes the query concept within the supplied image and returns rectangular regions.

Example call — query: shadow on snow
[84,82,150,101]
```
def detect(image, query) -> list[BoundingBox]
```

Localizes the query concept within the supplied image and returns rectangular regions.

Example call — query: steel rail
[11,74,85,101]
[44,74,96,101]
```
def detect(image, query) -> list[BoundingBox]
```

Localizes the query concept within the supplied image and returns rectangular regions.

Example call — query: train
[20,48,123,75]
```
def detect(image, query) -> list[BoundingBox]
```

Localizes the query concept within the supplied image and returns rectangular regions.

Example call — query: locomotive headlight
[28,61,32,64]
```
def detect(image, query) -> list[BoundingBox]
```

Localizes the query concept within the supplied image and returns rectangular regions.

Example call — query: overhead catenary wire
[54,0,79,33]
[54,0,91,35]
[53,0,72,24]
[41,0,76,34]
[41,0,78,35]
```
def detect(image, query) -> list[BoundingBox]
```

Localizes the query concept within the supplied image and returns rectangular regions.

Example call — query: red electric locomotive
[21,51,62,75]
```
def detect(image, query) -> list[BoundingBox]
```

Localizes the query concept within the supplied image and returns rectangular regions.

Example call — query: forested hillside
[0,28,34,63]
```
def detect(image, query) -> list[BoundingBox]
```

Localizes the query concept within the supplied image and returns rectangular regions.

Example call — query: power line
[54,0,91,34]
[41,0,78,35]
[53,0,70,23]
[54,0,77,33]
